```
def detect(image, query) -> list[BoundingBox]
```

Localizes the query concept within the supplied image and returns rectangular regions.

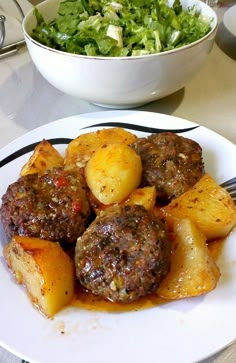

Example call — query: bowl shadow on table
[215,22,236,61]
[138,87,185,114]
[0,59,185,133]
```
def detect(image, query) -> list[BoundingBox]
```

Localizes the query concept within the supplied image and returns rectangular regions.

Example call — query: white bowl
[23,0,217,109]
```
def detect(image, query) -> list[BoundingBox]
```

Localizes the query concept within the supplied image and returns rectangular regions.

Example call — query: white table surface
[0,2,236,363]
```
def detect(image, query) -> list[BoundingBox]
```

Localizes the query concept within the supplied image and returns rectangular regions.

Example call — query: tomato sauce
[69,237,225,313]
[71,285,168,312]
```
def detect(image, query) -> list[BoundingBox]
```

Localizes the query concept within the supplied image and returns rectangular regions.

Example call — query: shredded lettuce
[31,0,212,57]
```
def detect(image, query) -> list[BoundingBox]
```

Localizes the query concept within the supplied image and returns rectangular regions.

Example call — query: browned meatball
[132,132,204,202]
[75,204,171,303]
[0,167,91,245]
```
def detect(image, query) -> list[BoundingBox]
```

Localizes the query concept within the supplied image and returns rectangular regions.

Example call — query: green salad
[32,0,212,57]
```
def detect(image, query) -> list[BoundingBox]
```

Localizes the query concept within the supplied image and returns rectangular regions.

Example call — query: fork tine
[220,177,236,188]
[224,186,236,194]
[220,177,236,205]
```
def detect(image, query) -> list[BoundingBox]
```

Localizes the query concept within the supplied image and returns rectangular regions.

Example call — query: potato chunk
[161,173,236,240]
[90,186,156,215]
[157,218,220,299]
[3,236,75,318]
[123,186,157,211]
[85,143,142,205]
[21,140,63,176]
[64,128,137,169]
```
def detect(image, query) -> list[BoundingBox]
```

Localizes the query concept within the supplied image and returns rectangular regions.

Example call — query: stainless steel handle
[12,0,25,19]
[0,0,25,56]
[0,15,6,49]
[0,39,25,59]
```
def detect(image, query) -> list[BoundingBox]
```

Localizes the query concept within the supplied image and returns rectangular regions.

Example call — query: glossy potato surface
[85,143,142,204]
[157,218,220,299]
[124,186,157,211]
[65,127,137,169]
[161,173,236,240]
[3,236,75,317]
[21,139,63,176]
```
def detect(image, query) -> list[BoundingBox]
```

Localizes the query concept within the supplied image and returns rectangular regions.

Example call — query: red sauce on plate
[70,238,224,313]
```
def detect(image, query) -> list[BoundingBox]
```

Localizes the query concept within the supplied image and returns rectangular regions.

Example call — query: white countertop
[0,2,236,363]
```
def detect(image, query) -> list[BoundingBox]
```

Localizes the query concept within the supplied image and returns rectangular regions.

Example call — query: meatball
[75,204,170,303]
[132,132,204,202]
[0,167,91,245]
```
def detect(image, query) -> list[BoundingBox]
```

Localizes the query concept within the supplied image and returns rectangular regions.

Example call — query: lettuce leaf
[31,0,213,57]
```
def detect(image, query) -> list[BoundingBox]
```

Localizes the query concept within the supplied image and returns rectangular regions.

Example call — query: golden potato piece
[161,173,236,240]
[85,143,142,205]
[3,236,75,318]
[64,127,137,169]
[157,218,220,299]
[124,186,157,211]
[89,186,157,216]
[21,139,63,176]
[90,186,156,216]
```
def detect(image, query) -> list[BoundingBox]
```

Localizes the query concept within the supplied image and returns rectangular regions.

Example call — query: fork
[221,177,236,205]
[0,0,25,57]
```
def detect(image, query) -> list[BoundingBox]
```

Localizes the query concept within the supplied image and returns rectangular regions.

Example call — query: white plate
[0,111,236,363]
[223,5,236,37]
